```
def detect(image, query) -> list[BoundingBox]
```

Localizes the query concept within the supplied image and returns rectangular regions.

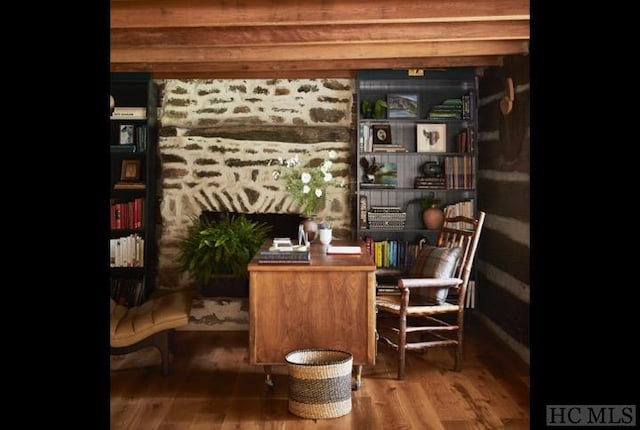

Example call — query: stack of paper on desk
[326,246,362,255]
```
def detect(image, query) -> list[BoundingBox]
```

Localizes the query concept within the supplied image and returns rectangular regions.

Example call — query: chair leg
[151,331,170,376]
[453,327,464,371]
[111,329,172,376]
[168,329,177,354]
[398,316,407,380]
[453,344,462,372]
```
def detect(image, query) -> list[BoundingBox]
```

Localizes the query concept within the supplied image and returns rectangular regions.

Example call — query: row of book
[443,200,476,230]
[111,278,146,307]
[110,198,145,230]
[441,155,476,189]
[456,127,476,153]
[362,236,425,269]
[110,234,145,267]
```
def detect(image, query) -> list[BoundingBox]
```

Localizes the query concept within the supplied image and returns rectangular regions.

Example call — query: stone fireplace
[152,78,355,329]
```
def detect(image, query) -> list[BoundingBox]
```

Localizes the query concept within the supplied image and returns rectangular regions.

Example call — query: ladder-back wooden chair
[376,211,485,379]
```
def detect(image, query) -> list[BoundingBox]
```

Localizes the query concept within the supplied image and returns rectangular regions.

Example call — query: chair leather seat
[376,295,460,315]
[110,290,191,348]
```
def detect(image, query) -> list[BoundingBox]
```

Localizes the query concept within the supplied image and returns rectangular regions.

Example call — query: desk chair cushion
[407,246,462,304]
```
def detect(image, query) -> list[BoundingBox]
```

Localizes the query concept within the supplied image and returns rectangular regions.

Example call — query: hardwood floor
[110,314,529,429]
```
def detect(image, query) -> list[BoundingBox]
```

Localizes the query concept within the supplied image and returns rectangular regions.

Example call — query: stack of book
[427,98,462,120]
[367,206,406,230]
[110,106,147,120]
[415,176,446,189]
[372,144,407,153]
[259,238,310,264]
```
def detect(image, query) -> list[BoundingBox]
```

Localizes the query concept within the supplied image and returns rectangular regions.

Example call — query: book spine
[359,195,368,229]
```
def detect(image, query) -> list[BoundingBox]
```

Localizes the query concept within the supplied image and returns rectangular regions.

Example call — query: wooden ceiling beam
[110,0,529,77]
[111,56,505,79]
[111,21,529,47]
[111,0,529,28]
[111,40,528,63]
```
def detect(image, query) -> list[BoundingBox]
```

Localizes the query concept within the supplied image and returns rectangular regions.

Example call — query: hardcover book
[258,249,310,263]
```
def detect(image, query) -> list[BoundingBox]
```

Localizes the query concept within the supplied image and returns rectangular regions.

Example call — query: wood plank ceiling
[111,0,530,79]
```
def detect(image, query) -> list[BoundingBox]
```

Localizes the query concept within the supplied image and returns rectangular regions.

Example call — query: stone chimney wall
[154,78,355,291]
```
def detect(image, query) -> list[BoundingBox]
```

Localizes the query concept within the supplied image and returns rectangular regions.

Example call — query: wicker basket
[285,348,353,419]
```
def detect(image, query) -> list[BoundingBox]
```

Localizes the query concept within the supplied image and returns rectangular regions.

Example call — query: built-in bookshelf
[355,68,479,280]
[110,72,158,307]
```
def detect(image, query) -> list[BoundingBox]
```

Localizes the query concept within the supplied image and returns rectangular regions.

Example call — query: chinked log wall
[154,79,355,295]
[476,55,530,364]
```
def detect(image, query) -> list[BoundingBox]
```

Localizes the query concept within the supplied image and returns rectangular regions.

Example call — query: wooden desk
[248,240,376,388]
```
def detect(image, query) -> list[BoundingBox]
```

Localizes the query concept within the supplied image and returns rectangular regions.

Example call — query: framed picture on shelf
[372,124,392,144]
[374,162,397,187]
[119,124,134,145]
[417,123,447,152]
[120,159,141,182]
[387,94,418,118]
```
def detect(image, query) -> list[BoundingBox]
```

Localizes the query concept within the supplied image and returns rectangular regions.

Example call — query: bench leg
[111,330,171,376]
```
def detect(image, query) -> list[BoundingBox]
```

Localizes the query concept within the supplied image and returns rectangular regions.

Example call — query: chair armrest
[398,278,462,289]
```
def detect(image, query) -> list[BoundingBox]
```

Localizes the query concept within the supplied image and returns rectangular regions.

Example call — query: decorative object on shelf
[359,157,397,188]
[361,99,388,119]
[416,193,444,230]
[373,99,388,119]
[421,161,444,178]
[415,160,445,190]
[416,123,447,153]
[119,124,135,145]
[387,94,418,118]
[372,124,392,145]
[272,150,345,218]
[120,159,141,182]
[360,157,379,184]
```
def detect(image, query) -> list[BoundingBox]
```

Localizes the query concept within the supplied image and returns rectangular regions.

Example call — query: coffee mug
[319,228,332,245]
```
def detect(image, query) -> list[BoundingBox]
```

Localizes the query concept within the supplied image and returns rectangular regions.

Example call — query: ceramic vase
[423,206,444,230]
[301,217,318,242]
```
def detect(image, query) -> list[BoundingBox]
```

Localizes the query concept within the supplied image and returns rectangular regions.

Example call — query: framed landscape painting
[387,94,418,118]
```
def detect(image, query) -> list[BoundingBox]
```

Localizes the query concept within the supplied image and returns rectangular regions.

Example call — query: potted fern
[177,213,272,296]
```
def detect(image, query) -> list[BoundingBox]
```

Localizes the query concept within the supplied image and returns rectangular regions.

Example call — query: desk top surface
[248,239,376,272]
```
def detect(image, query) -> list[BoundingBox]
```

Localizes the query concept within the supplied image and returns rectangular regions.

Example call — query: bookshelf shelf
[355,68,479,277]
[110,72,158,307]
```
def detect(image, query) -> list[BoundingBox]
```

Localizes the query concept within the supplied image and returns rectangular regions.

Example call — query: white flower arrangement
[272,150,345,217]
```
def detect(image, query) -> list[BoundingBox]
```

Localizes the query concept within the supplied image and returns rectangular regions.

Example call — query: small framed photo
[372,124,392,144]
[417,123,447,152]
[120,160,141,181]
[387,94,418,118]
[119,124,134,145]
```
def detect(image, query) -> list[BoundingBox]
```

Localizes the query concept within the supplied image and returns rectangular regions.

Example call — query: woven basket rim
[285,348,353,366]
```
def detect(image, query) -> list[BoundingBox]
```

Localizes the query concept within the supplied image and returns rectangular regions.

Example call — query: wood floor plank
[444,371,505,429]
[419,367,476,422]
[110,314,529,429]
[460,363,528,420]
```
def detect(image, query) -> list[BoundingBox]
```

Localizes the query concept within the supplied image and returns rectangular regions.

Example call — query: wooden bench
[110,289,192,375]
